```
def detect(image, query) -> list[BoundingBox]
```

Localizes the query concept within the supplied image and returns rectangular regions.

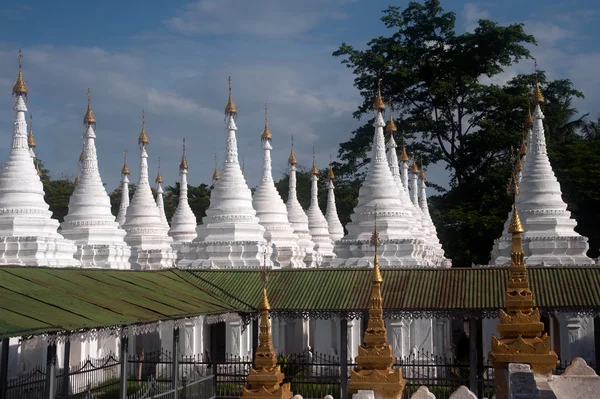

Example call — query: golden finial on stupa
[225,76,238,116]
[410,152,419,174]
[327,154,335,180]
[385,103,397,133]
[155,158,163,184]
[523,106,534,130]
[79,139,85,163]
[138,111,149,147]
[12,49,28,98]
[240,256,292,399]
[179,138,189,170]
[400,143,409,162]
[212,153,220,184]
[74,172,80,185]
[518,127,527,159]
[310,147,319,176]
[261,103,272,141]
[288,135,297,165]
[27,114,36,148]
[419,160,426,180]
[36,158,42,177]
[372,74,386,112]
[514,156,523,174]
[531,62,545,107]
[121,149,130,175]
[83,88,97,127]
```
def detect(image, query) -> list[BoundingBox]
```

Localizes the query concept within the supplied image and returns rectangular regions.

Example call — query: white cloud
[463,3,490,32]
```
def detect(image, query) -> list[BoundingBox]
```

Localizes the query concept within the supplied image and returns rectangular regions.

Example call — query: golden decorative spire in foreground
[261,103,272,141]
[310,147,319,176]
[12,49,28,98]
[155,158,163,184]
[212,153,220,184]
[372,76,386,112]
[349,212,405,399]
[399,144,409,163]
[240,259,292,399]
[287,135,297,165]
[531,62,545,107]
[179,138,189,170]
[83,88,97,127]
[385,103,397,133]
[489,165,557,399]
[410,152,419,174]
[328,154,335,180]
[27,114,36,148]
[121,149,130,176]
[138,111,149,147]
[225,76,238,116]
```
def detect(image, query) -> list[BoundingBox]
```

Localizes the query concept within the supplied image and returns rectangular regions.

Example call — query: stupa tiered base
[125,233,176,269]
[73,244,130,269]
[187,240,273,269]
[0,235,80,267]
[334,239,429,267]
[492,235,593,266]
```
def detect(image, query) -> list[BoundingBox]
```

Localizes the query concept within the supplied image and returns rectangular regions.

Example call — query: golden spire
[79,136,85,163]
[121,149,130,175]
[261,103,272,141]
[410,152,419,174]
[83,88,97,127]
[27,114,36,148]
[288,135,297,165]
[12,49,28,98]
[371,76,386,112]
[327,154,335,180]
[523,106,534,130]
[531,62,545,107]
[241,258,292,399]
[212,153,220,184]
[419,160,426,180]
[310,147,319,176]
[155,158,163,184]
[514,155,523,174]
[138,111,149,147]
[74,172,80,185]
[518,127,527,159]
[35,158,42,177]
[399,143,409,162]
[242,158,247,182]
[225,76,238,116]
[385,103,397,133]
[179,138,188,170]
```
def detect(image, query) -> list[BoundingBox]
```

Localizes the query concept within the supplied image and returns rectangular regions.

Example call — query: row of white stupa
[0,55,449,269]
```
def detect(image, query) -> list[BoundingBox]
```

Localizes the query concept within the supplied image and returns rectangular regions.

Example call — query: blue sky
[0,0,598,193]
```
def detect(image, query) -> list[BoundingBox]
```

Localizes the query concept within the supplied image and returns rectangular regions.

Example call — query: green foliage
[109,184,136,217]
[164,183,212,224]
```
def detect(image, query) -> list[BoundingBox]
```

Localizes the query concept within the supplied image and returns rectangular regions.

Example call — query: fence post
[44,342,57,399]
[210,325,218,395]
[61,340,71,398]
[0,338,8,399]
[119,335,129,399]
[252,317,259,362]
[469,317,478,394]
[340,318,348,399]
[172,327,180,399]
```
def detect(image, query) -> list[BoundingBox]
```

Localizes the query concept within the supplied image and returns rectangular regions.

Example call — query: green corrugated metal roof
[0,267,251,339]
[185,266,600,317]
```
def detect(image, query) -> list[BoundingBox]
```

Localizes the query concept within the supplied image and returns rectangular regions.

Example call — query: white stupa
[60,89,131,269]
[155,159,169,230]
[252,106,304,268]
[286,138,321,267]
[122,112,176,269]
[491,82,593,265]
[334,80,428,267]
[116,151,130,227]
[305,149,336,262]
[185,78,272,268]
[0,51,80,267]
[169,139,198,247]
[324,157,344,242]
[418,167,450,267]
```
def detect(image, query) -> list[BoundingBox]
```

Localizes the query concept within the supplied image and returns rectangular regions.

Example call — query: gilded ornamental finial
[225,76,238,117]
[518,127,527,158]
[138,111,149,147]
[400,143,409,162]
[531,62,545,107]
[179,138,189,170]
[27,114,36,148]
[121,149,130,176]
[523,106,534,130]
[242,158,247,182]
[36,158,42,177]
[261,103,272,141]
[83,88,97,127]
[410,152,419,174]
[385,102,397,133]
[12,49,28,98]
[212,153,220,184]
[155,158,163,184]
[419,159,426,180]
[288,135,297,165]
[371,73,386,112]
[310,147,319,176]
[328,154,335,180]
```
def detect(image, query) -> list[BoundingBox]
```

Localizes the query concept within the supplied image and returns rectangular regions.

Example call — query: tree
[581,118,600,140]
[164,183,212,224]
[109,184,136,217]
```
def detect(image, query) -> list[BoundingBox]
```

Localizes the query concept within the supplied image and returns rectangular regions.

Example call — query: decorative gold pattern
[83,88,97,126]
[328,154,335,180]
[523,107,534,130]
[27,114,36,148]
[261,104,272,141]
[12,50,28,97]
[531,64,545,107]
[139,111,149,146]
[212,153,220,183]
[241,261,293,399]
[372,77,386,112]
[121,149,130,175]
[399,145,409,162]
[348,214,406,399]
[180,138,188,170]
[310,147,319,176]
[225,76,238,116]
[385,107,397,133]
[155,158,163,184]
[288,136,297,165]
